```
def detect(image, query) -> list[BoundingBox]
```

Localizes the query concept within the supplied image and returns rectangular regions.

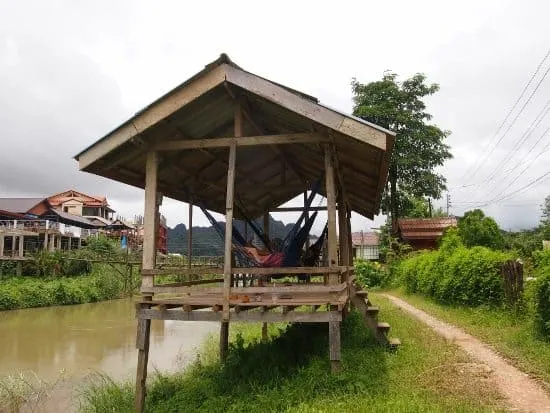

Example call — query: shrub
[354,260,389,288]
[532,264,550,336]
[397,243,512,306]
[533,249,550,269]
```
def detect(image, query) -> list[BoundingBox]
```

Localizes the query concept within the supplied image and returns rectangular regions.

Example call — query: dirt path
[382,294,550,413]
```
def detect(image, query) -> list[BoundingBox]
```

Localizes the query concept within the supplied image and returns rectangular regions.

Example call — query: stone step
[355,290,368,298]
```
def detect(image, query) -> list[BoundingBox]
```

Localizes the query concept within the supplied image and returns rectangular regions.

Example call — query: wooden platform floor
[136,287,348,323]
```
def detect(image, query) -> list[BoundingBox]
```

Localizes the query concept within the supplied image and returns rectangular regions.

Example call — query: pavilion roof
[75,54,395,219]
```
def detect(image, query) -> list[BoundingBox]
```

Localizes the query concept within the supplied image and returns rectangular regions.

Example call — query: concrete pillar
[43,232,48,251]
[49,234,55,252]
[18,235,24,257]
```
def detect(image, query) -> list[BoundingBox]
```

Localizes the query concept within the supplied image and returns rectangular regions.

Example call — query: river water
[0,299,219,411]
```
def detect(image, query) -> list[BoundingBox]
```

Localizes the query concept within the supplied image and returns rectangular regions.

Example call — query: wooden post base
[135,317,151,413]
[329,321,341,374]
[220,321,229,361]
[261,322,268,342]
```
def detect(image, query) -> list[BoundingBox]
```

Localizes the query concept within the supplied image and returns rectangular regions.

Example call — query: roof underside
[75,55,395,219]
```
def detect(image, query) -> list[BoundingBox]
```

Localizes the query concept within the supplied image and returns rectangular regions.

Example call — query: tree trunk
[389,166,398,236]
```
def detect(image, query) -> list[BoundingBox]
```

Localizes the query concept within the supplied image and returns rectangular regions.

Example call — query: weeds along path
[382,294,550,413]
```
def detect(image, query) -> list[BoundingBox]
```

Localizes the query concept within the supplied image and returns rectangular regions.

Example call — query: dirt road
[383,294,550,413]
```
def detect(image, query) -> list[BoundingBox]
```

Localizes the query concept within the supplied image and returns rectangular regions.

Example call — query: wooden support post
[49,234,55,252]
[187,201,193,271]
[220,105,240,361]
[135,298,151,413]
[0,235,4,257]
[329,321,342,373]
[304,190,310,249]
[18,235,24,258]
[43,231,48,251]
[262,212,270,341]
[325,144,342,372]
[220,321,229,361]
[324,144,338,284]
[135,151,158,413]
[142,151,159,292]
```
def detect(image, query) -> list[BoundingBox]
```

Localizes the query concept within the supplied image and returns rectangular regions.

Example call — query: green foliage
[532,253,550,337]
[504,228,544,258]
[533,249,550,269]
[0,271,125,311]
[397,240,512,306]
[351,72,452,224]
[354,260,390,288]
[541,194,550,239]
[458,209,505,250]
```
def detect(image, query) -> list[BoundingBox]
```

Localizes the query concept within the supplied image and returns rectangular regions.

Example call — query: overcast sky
[1,0,549,233]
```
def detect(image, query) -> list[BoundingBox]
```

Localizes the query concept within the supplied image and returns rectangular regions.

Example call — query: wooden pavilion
[75,54,396,412]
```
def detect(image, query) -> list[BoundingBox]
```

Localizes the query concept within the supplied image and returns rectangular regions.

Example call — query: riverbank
[0,270,129,311]
[81,293,505,413]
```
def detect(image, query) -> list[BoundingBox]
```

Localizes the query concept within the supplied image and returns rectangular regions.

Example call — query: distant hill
[167,217,295,256]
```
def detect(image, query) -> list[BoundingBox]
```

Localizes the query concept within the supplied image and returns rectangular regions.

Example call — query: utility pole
[446,193,451,216]
[428,198,433,217]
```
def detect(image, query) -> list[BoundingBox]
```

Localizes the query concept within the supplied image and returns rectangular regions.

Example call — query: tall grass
[80,294,503,412]
[0,372,64,413]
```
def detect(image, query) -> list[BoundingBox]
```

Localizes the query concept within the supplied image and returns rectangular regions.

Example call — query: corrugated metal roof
[0,198,46,214]
[350,232,379,246]
[74,54,394,219]
[44,209,99,229]
[398,217,458,240]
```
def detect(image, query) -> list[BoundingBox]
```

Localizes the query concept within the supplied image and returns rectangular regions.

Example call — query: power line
[479,169,550,206]
[459,48,550,184]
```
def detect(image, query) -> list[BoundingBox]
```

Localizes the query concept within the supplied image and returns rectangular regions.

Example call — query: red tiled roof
[398,217,457,240]
[350,231,379,246]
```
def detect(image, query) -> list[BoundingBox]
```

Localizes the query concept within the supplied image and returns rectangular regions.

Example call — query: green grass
[0,268,129,311]
[389,288,550,390]
[80,292,504,413]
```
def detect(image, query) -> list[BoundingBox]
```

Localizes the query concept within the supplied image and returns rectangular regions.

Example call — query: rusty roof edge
[75,54,395,161]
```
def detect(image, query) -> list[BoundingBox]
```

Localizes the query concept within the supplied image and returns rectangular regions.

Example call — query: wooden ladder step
[388,337,401,349]
[366,306,379,316]
[377,322,390,334]
[355,290,368,298]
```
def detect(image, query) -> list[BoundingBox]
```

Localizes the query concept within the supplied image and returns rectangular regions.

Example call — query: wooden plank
[230,266,347,275]
[142,278,224,294]
[77,64,227,170]
[137,308,342,322]
[153,133,328,151]
[212,282,347,294]
[324,145,338,284]
[270,206,328,212]
[224,65,388,150]
[141,151,158,292]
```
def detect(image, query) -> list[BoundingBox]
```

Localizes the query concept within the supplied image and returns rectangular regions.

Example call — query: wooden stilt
[187,201,193,273]
[135,299,151,413]
[135,151,158,413]
[324,144,338,284]
[43,230,48,251]
[261,212,270,338]
[220,321,229,361]
[329,321,342,373]
[0,235,4,257]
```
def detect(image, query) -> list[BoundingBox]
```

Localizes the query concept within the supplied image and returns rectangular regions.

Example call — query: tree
[351,72,452,233]
[542,195,550,240]
[458,209,505,250]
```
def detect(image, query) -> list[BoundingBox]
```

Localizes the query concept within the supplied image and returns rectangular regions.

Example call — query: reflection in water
[0,298,218,381]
